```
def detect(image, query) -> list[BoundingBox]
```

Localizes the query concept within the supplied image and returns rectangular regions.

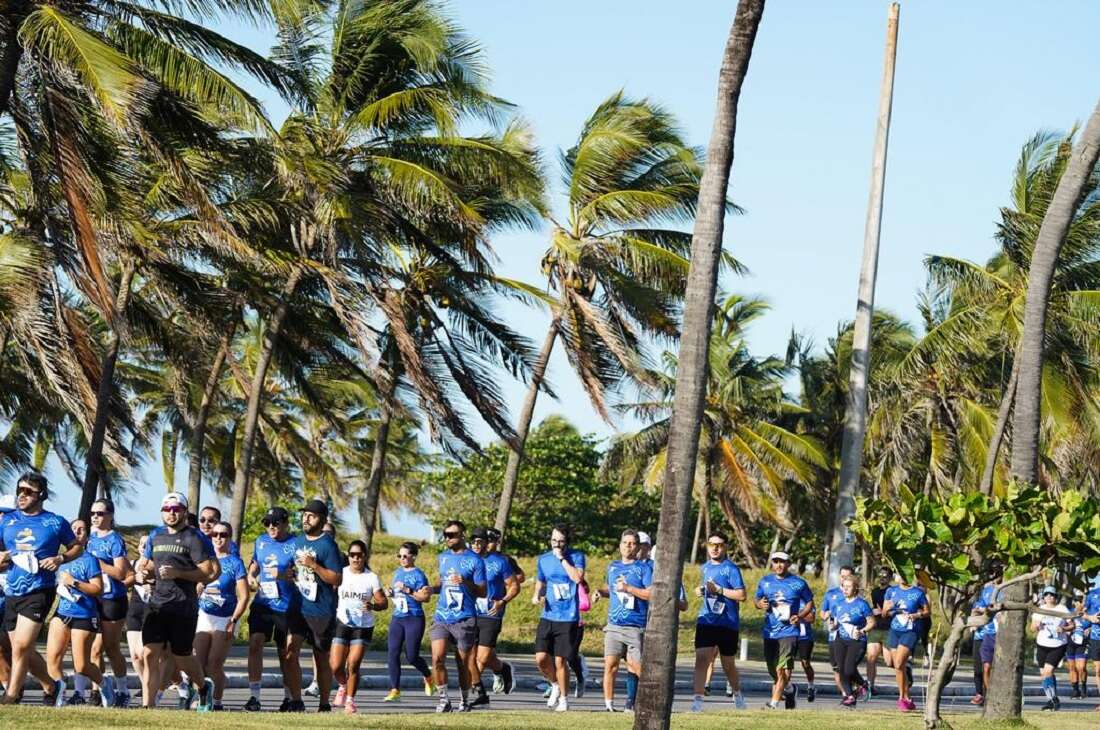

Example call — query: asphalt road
[14,646,1100,714]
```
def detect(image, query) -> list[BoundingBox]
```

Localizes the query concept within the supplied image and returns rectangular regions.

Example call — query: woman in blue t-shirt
[384,541,435,701]
[44,519,117,707]
[87,498,133,707]
[829,575,874,707]
[194,521,249,711]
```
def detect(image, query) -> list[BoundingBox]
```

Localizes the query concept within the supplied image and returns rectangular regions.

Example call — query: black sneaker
[783,686,797,710]
[66,693,87,706]
[703,683,711,697]
[807,685,816,703]
[469,692,489,708]
[212,704,225,712]
[436,697,453,713]
[1052,696,1061,711]
[244,696,262,712]
[288,699,306,712]
[501,661,516,695]
[457,701,472,712]
[278,697,291,712]
[89,690,102,707]
[317,703,332,713]
[1041,700,1055,711]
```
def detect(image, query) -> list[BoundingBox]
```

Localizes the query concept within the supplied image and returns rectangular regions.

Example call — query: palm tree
[493,90,732,535]
[224,0,546,537]
[605,296,827,566]
[633,3,765,728]
[989,101,1100,722]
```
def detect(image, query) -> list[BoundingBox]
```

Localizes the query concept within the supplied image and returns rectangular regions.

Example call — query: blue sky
[45,1,1100,535]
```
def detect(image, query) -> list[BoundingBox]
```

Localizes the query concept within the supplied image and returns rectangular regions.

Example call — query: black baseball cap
[263,507,289,524]
[302,499,329,518]
[471,527,490,541]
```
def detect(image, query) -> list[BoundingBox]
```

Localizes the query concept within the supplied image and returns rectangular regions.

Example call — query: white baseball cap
[638,531,652,545]
[769,551,791,562]
[161,491,189,510]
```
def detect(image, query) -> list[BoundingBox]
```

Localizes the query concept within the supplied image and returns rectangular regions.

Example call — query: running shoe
[278,697,291,712]
[764,700,779,709]
[1052,696,1061,711]
[807,684,816,703]
[970,693,984,706]
[317,702,332,713]
[547,683,561,709]
[605,704,618,712]
[114,690,132,709]
[1041,700,1055,712]
[287,699,306,712]
[212,704,225,712]
[435,697,453,713]
[555,697,568,712]
[197,679,214,712]
[243,696,262,712]
[703,683,711,697]
[333,684,346,707]
[904,698,917,711]
[841,695,857,707]
[182,684,197,710]
[501,661,516,694]
[783,685,796,710]
[343,699,357,715]
[542,684,553,699]
[734,691,747,710]
[49,679,65,707]
[691,695,704,712]
[897,698,910,711]
[66,693,87,707]
[457,700,472,713]
[1071,687,1081,699]
[725,681,733,698]
[492,673,505,694]
[424,677,436,697]
[303,680,319,697]
[856,684,869,702]
[469,691,489,708]
[383,689,401,702]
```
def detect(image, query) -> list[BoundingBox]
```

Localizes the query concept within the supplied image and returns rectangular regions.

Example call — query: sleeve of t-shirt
[367,572,382,595]
[536,556,546,583]
[500,557,514,580]
[917,590,929,609]
[800,581,814,606]
[573,551,586,571]
[472,556,486,585]
[188,531,213,563]
[754,578,766,601]
[59,519,76,546]
[142,531,154,559]
[821,592,833,614]
[234,559,247,582]
[85,555,102,578]
[641,562,654,586]
[730,565,745,591]
[322,540,343,573]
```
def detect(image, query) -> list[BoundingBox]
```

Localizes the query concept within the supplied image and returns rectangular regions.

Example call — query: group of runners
[1,470,1099,715]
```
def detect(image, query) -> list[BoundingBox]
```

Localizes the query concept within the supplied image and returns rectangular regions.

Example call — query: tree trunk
[991,100,1100,721]
[186,333,232,510]
[978,354,1019,495]
[493,317,560,537]
[79,263,135,522]
[633,4,764,728]
[228,270,302,537]
[358,374,396,562]
[828,3,900,587]
[0,8,25,115]
[924,613,967,729]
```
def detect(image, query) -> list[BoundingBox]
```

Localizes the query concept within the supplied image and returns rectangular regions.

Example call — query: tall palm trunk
[0,8,25,115]
[828,3,900,586]
[358,373,396,561]
[989,98,1100,721]
[978,354,1019,495]
[186,331,233,510]
[691,441,715,563]
[228,269,302,537]
[632,3,764,728]
[493,316,560,536]
[79,263,135,521]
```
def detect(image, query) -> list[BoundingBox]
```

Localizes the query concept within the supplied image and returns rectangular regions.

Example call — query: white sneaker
[555,697,568,712]
[691,695,704,712]
[303,680,320,697]
[547,684,561,709]
[734,692,747,710]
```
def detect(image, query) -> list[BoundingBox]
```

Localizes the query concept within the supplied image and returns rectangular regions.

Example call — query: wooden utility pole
[828,2,900,588]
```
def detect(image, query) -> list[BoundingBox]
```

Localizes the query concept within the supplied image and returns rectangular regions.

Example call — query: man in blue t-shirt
[598,529,651,713]
[754,551,815,710]
[286,499,343,712]
[244,506,299,711]
[969,569,1001,706]
[429,520,486,713]
[0,472,81,706]
[690,530,747,713]
[533,523,586,713]
[1079,579,1100,704]
[819,565,855,700]
[469,527,518,703]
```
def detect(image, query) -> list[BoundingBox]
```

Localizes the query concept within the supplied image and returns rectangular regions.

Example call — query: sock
[1051,676,1058,696]
[1042,676,1054,700]
[460,688,469,704]
[74,673,90,697]
[249,682,261,700]
[808,682,815,690]
[439,686,449,701]
[605,699,614,710]
[115,672,128,693]
[626,672,638,704]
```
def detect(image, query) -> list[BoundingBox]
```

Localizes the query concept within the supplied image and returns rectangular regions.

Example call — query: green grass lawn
[0,707,1089,729]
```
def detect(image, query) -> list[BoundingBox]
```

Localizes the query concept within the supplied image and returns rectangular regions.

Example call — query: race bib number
[393,594,408,614]
[1072,631,1084,644]
[445,585,464,609]
[204,591,226,607]
[841,622,858,638]
[705,596,726,615]
[552,582,572,601]
[772,603,791,621]
[616,591,635,610]
[102,573,113,593]
[297,577,318,602]
[135,584,152,602]
[260,581,279,600]
[12,551,37,574]
[57,582,77,603]
[899,614,914,630]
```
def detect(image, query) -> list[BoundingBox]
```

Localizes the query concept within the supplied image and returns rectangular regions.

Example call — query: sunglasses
[771,558,789,564]
[443,531,462,539]
[16,487,40,497]
[397,553,413,559]
[198,517,217,524]
[212,532,230,539]
[90,510,111,517]
[162,505,186,514]
[348,552,365,558]
[262,519,284,527]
